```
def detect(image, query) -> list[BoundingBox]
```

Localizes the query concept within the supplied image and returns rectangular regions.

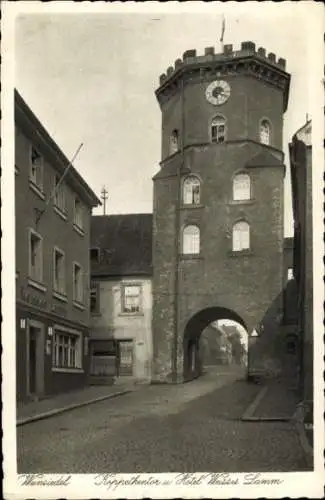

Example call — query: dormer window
[211,116,226,143]
[259,119,271,145]
[169,130,179,155]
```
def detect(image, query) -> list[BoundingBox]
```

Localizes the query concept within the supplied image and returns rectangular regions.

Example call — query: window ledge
[54,205,68,221]
[118,312,144,317]
[228,199,256,206]
[180,204,205,210]
[52,367,84,374]
[91,312,102,317]
[73,223,85,237]
[27,278,47,293]
[180,254,204,261]
[228,250,254,257]
[73,300,86,311]
[29,180,45,200]
[53,290,68,303]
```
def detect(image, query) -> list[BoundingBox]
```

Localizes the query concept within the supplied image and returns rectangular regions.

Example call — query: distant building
[90,214,153,384]
[289,119,313,417]
[15,90,101,402]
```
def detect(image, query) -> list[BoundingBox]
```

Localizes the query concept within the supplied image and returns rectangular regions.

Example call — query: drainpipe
[172,76,185,383]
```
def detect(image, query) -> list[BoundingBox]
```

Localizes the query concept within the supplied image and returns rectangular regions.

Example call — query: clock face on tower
[205,80,231,106]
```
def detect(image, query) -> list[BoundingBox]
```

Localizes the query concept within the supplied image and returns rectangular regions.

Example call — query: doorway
[27,321,44,398]
[117,339,134,376]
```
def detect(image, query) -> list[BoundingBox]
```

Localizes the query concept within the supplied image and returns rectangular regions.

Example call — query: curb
[17,389,132,426]
[241,385,268,421]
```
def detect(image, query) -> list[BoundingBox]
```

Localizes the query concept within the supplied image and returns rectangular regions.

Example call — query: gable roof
[245,151,284,168]
[91,214,153,277]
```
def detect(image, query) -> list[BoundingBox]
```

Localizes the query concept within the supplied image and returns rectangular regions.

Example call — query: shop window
[52,329,82,369]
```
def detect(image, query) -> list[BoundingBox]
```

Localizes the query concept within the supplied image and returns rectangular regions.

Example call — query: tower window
[233,173,251,201]
[259,119,271,145]
[183,176,201,205]
[182,225,200,255]
[169,129,179,155]
[211,116,226,143]
[232,221,250,252]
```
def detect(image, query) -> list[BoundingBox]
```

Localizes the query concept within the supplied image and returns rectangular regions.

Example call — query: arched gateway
[151,41,291,384]
[183,307,247,380]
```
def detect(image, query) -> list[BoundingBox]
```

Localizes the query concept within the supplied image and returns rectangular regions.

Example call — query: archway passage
[183,307,248,381]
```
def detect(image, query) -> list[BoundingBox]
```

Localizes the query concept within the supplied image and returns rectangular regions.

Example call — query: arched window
[233,173,251,201]
[169,129,179,155]
[259,119,271,145]
[182,225,200,255]
[211,116,226,143]
[183,176,201,205]
[232,221,250,251]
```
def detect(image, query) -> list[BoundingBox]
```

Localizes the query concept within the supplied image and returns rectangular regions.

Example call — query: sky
[13,2,322,236]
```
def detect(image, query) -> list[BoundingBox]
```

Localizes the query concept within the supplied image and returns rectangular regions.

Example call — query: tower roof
[156,41,290,112]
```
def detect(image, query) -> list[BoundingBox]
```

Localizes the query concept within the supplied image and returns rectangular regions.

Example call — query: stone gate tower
[152,41,291,383]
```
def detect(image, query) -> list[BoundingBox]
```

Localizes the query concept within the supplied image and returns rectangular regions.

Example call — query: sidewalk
[242,378,298,421]
[17,380,140,426]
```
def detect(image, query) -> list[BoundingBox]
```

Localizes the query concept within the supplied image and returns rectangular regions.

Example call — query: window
[74,197,83,230]
[183,176,201,205]
[90,248,100,263]
[52,329,82,369]
[287,268,294,281]
[232,221,250,252]
[211,116,226,143]
[53,248,66,295]
[90,282,100,314]
[182,225,200,255]
[54,174,67,213]
[122,284,141,313]
[259,120,271,145]
[29,146,43,189]
[73,263,83,303]
[29,230,43,282]
[233,173,251,201]
[169,129,179,155]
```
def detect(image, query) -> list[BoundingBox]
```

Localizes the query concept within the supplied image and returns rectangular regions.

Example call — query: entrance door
[118,340,133,376]
[27,322,44,398]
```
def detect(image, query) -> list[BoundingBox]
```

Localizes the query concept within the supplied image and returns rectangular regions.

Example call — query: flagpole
[220,15,225,52]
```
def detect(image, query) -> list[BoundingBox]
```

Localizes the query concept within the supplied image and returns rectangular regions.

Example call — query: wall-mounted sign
[20,287,47,310]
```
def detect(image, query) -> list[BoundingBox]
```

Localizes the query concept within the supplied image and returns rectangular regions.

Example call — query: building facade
[151,41,291,383]
[289,119,313,416]
[90,214,153,383]
[15,90,100,402]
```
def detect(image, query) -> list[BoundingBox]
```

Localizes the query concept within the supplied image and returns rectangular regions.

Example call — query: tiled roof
[91,214,153,277]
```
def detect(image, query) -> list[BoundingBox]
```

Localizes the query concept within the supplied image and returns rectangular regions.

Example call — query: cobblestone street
[17,367,310,473]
